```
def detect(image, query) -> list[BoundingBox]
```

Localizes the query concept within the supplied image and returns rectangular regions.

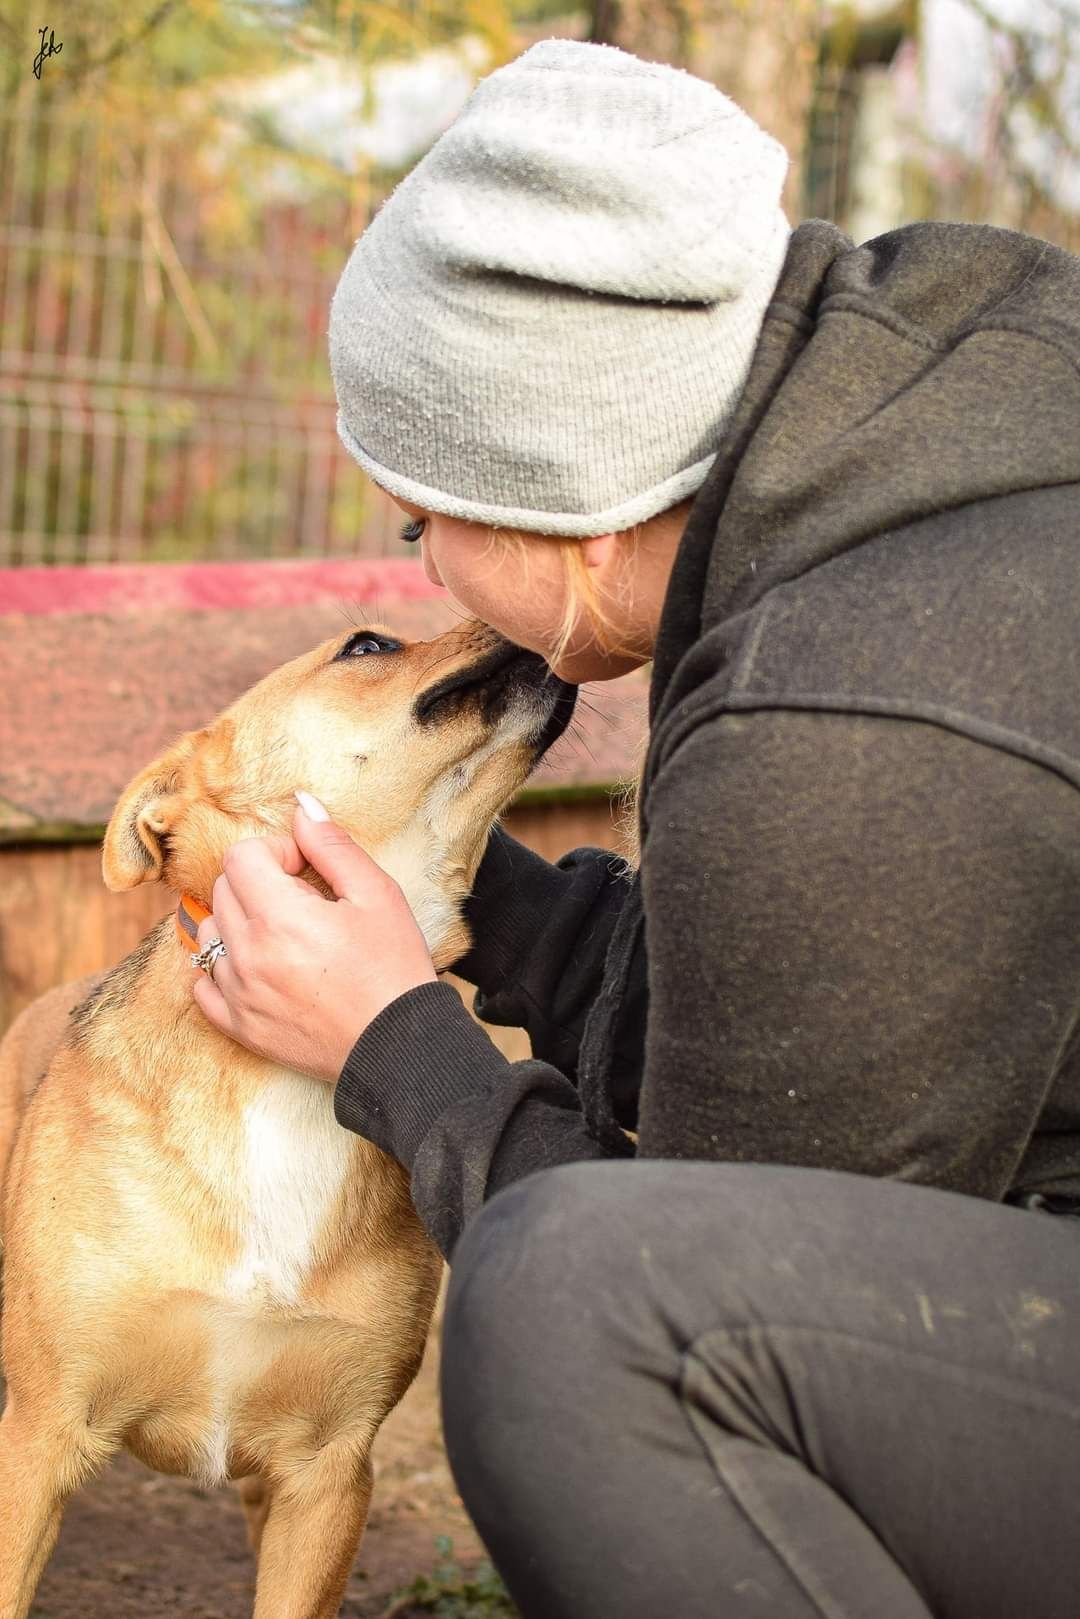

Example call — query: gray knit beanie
[329,39,791,536]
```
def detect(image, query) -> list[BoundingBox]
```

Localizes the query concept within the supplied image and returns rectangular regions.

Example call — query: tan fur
[0,975,102,1201]
[0,619,563,1619]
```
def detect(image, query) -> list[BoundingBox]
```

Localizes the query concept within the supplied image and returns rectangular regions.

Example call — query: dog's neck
[159,812,477,985]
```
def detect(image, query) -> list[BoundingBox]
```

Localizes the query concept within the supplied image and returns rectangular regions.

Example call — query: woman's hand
[191,793,437,1082]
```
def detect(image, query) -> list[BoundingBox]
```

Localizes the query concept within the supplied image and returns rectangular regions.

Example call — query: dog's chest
[225,1074,355,1306]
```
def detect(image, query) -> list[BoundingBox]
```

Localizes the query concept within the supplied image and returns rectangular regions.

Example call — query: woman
[193,39,1080,1619]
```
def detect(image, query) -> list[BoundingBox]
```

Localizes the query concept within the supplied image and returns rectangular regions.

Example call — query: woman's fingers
[187,814,436,1080]
[210,871,245,937]
[292,800,394,907]
[192,967,237,1037]
[220,833,308,916]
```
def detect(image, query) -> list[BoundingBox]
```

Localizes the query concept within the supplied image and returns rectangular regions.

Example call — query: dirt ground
[19,1306,487,1619]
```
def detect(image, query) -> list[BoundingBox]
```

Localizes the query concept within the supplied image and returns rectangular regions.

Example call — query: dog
[0,617,574,1619]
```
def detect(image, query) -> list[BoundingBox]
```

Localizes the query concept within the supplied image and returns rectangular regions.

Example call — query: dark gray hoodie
[335,219,1080,1260]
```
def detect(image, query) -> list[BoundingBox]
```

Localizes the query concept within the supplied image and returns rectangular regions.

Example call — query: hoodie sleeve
[335,823,644,1260]
[449,824,645,1107]
[335,980,632,1259]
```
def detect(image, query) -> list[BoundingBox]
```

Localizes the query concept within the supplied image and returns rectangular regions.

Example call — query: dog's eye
[336,631,402,660]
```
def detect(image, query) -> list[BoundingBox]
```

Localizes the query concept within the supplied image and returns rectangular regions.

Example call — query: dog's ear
[102,731,205,892]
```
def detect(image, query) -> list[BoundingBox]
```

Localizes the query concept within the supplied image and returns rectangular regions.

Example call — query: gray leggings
[440,1162,1080,1619]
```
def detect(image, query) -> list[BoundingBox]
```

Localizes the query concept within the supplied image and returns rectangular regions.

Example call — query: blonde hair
[483,520,649,867]
[483,521,646,669]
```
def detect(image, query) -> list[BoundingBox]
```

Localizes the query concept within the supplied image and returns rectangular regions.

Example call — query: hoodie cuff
[453,825,572,987]
[334,980,511,1170]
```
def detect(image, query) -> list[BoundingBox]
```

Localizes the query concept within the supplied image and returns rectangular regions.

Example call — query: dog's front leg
[0,1400,108,1619]
[238,1472,273,1557]
[251,1449,373,1619]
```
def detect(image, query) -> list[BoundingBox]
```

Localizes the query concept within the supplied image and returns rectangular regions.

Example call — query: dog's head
[102,620,576,963]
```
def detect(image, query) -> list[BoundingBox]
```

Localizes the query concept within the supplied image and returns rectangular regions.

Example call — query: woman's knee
[440,1157,872,1434]
[442,1157,764,1385]
[440,1167,597,1495]
[445,1164,615,1360]
[441,1165,640,1433]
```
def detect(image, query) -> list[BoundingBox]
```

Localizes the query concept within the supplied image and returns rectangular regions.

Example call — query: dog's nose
[414,641,543,725]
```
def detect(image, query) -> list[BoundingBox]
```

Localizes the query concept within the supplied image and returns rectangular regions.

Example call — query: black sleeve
[637,708,1080,1193]
[335,980,632,1260]
[450,823,644,1086]
[337,707,1080,1263]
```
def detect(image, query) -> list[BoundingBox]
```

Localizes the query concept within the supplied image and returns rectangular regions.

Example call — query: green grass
[384,1537,519,1618]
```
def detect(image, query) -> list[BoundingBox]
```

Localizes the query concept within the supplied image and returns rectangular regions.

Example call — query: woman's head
[329,38,790,672]
[387,493,696,683]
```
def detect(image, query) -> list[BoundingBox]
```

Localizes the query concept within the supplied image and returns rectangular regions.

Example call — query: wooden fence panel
[0,797,626,1059]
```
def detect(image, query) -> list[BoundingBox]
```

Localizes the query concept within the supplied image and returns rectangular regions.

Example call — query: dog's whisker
[565,727,601,768]
[573,698,618,731]
[333,600,404,637]
[409,648,462,692]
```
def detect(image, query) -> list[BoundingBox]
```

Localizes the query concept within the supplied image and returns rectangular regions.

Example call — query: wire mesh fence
[0,97,409,567]
[3,6,1076,570]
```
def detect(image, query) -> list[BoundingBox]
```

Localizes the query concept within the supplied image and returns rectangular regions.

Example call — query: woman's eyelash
[399,518,426,544]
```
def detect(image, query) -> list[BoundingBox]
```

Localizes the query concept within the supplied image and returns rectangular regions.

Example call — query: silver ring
[191,937,227,981]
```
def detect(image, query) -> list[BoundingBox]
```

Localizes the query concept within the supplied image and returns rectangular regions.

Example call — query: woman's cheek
[420,543,444,587]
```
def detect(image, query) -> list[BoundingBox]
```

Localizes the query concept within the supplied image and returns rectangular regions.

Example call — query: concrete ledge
[0,557,446,616]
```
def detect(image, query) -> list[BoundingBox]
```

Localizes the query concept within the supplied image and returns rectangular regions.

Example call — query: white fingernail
[295,790,331,822]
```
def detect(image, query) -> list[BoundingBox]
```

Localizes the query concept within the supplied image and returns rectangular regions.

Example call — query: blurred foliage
[1,0,1074,565]
[0,0,587,316]
[385,1537,519,1618]
[820,0,1078,237]
[1,0,544,205]
[3,0,524,100]
[939,0,1078,229]
[0,0,586,563]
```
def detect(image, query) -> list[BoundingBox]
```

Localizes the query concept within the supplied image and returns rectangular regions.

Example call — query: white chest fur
[225,1073,355,1307]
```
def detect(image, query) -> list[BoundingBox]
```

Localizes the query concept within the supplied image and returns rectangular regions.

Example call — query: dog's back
[0,975,101,1221]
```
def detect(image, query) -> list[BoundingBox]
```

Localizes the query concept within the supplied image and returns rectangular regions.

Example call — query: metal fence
[0,99,409,567]
[5,48,1075,570]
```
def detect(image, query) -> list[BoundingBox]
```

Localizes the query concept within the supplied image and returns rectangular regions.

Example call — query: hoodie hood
[582,216,1080,1176]
[649,218,1080,726]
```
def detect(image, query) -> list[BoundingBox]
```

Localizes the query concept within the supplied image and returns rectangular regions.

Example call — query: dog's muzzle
[414,642,576,747]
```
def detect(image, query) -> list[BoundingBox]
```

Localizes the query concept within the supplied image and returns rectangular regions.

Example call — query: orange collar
[175,892,212,952]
